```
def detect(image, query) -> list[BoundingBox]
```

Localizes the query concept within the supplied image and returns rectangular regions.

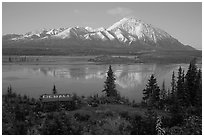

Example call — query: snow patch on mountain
[54,28,72,39]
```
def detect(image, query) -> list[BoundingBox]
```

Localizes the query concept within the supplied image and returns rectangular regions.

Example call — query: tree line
[142,58,201,114]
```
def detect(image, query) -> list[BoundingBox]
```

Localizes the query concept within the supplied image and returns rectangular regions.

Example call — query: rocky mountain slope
[3,17,195,53]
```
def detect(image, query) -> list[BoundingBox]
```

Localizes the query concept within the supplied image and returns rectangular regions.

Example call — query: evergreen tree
[53,84,57,94]
[171,71,176,98]
[182,70,185,83]
[185,59,198,106]
[177,67,185,105]
[159,81,166,109]
[7,85,14,98]
[195,69,202,108]
[170,69,182,114]
[143,74,160,108]
[160,80,166,100]
[102,65,118,97]
[7,86,11,95]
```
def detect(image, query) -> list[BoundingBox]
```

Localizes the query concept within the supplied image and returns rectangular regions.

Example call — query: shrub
[104,110,114,117]
[41,112,72,135]
[89,117,131,135]
[119,111,130,120]
[130,114,144,135]
[74,113,90,122]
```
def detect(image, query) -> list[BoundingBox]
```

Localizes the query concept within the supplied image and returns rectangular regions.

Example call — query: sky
[2,2,202,49]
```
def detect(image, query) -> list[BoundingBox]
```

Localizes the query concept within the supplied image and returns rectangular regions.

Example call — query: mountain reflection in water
[31,64,175,89]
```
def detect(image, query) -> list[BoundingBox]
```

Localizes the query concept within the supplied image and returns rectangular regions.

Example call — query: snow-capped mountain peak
[107,17,173,44]
[3,17,193,50]
[107,17,143,31]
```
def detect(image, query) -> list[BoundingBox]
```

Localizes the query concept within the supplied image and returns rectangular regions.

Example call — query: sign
[40,94,73,102]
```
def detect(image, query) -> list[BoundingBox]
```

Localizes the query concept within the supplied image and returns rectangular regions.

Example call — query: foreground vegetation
[2,59,202,135]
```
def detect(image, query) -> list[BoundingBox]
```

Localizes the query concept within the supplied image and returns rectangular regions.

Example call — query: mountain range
[2,18,194,56]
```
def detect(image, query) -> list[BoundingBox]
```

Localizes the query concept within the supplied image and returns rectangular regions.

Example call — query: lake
[2,58,194,103]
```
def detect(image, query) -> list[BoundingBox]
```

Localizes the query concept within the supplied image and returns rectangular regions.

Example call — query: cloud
[107,7,134,17]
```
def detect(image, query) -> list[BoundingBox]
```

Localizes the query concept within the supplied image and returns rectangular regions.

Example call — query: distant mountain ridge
[3,17,194,50]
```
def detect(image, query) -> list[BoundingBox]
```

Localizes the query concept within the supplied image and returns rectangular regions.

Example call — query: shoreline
[2,55,202,65]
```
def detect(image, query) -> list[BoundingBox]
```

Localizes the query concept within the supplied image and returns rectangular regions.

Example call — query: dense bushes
[74,113,90,121]
[2,89,40,135]
[40,112,73,135]
[165,116,202,135]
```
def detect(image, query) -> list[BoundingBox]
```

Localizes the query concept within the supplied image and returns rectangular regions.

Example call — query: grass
[66,104,170,121]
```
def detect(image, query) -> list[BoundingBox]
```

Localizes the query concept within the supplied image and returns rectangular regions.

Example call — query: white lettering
[53,95,59,98]
[58,95,63,98]
[43,95,49,98]
[41,94,72,101]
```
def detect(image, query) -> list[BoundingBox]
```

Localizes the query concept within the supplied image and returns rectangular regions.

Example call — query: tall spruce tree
[53,84,57,94]
[159,80,167,109]
[160,80,166,100]
[182,70,185,86]
[102,65,118,97]
[143,74,160,108]
[195,69,202,107]
[177,66,185,105]
[171,71,176,99]
[185,59,198,106]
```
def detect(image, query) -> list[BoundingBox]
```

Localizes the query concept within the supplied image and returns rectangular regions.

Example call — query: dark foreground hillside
[2,90,202,135]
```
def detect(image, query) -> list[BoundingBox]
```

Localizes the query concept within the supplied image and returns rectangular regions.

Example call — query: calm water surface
[2,63,192,102]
